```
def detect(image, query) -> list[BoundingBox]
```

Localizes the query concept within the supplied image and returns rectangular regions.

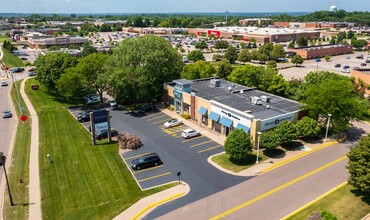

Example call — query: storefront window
[214,121,221,133]
[183,103,190,114]
[202,115,208,126]
[168,97,174,106]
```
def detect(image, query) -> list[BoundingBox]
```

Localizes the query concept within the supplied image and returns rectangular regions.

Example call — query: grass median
[211,152,268,173]
[2,48,24,67]
[24,78,175,219]
[4,80,31,220]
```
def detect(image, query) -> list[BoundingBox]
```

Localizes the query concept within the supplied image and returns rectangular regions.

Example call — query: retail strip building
[163,78,302,146]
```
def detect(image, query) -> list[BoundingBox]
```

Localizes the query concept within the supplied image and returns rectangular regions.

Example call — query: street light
[324,114,332,142]
[256,131,262,164]
[0,153,14,206]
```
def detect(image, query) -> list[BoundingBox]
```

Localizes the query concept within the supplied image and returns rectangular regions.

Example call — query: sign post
[177,171,181,184]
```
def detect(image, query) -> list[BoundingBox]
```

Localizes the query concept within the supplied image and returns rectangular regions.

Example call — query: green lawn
[2,48,24,67]
[211,152,268,173]
[24,78,175,219]
[4,80,31,220]
[0,35,9,43]
[286,184,370,220]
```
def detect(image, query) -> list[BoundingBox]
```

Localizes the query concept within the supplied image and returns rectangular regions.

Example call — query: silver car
[164,118,183,128]
[2,110,12,118]
[182,128,200,139]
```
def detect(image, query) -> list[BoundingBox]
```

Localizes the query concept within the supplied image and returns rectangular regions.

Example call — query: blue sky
[1,0,369,13]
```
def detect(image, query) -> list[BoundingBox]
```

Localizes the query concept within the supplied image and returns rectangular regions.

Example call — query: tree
[252,42,257,48]
[266,60,277,69]
[216,58,233,79]
[347,134,370,194]
[215,40,229,50]
[35,52,78,90]
[302,71,368,132]
[324,55,331,61]
[237,49,251,63]
[81,42,98,57]
[260,130,281,150]
[291,55,304,66]
[258,42,274,58]
[297,36,308,47]
[270,44,285,60]
[351,39,368,49]
[295,116,321,138]
[106,35,183,104]
[250,50,260,61]
[346,30,354,39]
[48,45,60,51]
[257,53,269,63]
[195,40,208,50]
[212,54,223,61]
[274,121,298,144]
[56,70,92,99]
[187,50,204,62]
[224,129,252,160]
[224,46,238,64]
[336,32,346,43]
[63,53,110,103]
[181,60,216,80]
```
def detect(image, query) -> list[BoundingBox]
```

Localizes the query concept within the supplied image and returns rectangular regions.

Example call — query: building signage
[260,112,295,131]
[221,110,241,121]
[173,89,182,100]
[211,104,251,128]
[93,110,108,124]
[95,122,108,132]
[207,30,221,37]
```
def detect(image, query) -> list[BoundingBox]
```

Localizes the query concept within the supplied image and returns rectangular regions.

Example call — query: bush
[167,105,174,111]
[224,129,252,160]
[321,210,337,220]
[180,113,191,119]
[117,132,143,150]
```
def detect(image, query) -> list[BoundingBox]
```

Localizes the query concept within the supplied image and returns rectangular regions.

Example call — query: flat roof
[353,68,370,74]
[171,78,300,120]
[212,26,318,35]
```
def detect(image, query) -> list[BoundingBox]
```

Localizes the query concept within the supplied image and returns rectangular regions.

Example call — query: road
[144,124,367,220]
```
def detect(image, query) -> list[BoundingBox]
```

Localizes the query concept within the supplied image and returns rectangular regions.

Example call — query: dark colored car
[77,110,93,122]
[138,103,156,113]
[356,55,364,59]
[131,153,163,170]
[334,64,341,68]
[96,129,119,140]
[366,60,370,64]
[11,67,24,73]
[343,65,350,69]
[361,63,367,66]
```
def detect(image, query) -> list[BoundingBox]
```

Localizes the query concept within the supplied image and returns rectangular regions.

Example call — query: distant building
[330,6,338,12]
[274,21,347,29]
[239,18,274,26]
[28,36,89,49]
[287,44,353,59]
[351,69,370,95]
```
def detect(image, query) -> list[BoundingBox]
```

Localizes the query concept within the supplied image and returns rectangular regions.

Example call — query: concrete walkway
[20,78,42,219]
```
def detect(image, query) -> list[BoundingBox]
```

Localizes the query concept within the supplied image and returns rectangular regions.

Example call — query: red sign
[20,115,28,121]
[243,38,250,42]
[207,30,221,37]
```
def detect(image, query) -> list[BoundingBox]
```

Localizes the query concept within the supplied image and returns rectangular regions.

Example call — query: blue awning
[219,117,233,128]
[198,107,208,115]
[236,123,250,133]
[209,111,220,121]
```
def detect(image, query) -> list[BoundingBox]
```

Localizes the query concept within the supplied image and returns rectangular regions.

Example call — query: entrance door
[225,126,230,136]
[175,100,182,113]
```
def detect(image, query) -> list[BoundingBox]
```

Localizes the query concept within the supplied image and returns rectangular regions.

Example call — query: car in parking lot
[2,110,12,118]
[138,103,156,113]
[361,63,367,66]
[334,64,341,68]
[96,129,119,140]
[366,60,370,64]
[85,96,100,104]
[1,81,8,86]
[77,110,93,122]
[341,68,350,73]
[343,65,350,69]
[28,71,35,76]
[131,153,163,170]
[9,67,24,73]
[164,118,183,128]
[20,57,28,61]
[356,55,364,59]
[182,128,200,139]
[108,99,117,108]
[345,56,351,59]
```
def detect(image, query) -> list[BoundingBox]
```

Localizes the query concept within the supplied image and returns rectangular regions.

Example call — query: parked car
[356,55,364,59]
[182,128,200,139]
[28,68,36,72]
[108,99,117,108]
[164,118,183,128]
[86,96,100,104]
[28,71,35,76]
[131,153,163,170]
[341,69,350,73]
[96,129,119,140]
[360,63,367,66]
[138,103,156,113]
[9,67,24,73]
[334,64,341,68]
[20,57,27,61]
[77,111,93,122]
[2,110,12,118]
[343,65,350,69]
[345,56,351,59]
[1,81,8,86]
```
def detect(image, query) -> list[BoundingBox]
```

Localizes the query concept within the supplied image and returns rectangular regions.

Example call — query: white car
[182,128,200,139]
[341,69,350,73]
[2,110,12,118]
[86,96,100,104]
[108,99,117,108]
[1,81,8,86]
[164,118,183,128]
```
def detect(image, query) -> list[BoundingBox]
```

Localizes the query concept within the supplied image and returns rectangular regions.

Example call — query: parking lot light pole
[256,132,262,164]
[324,114,332,142]
[1,153,15,206]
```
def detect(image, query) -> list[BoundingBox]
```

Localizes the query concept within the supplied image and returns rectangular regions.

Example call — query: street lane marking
[209,156,347,220]
[142,112,162,118]
[147,114,167,121]
[198,145,223,153]
[152,118,171,124]
[190,140,213,148]
[281,181,348,220]
[133,165,164,174]
[182,135,205,142]
[138,172,172,183]
[124,153,151,160]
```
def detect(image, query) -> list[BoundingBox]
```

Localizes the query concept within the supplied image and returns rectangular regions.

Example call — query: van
[131,153,162,170]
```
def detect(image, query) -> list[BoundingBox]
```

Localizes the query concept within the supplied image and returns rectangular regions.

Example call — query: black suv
[137,103,156,113]
[77,110,93,123]
[131,153,162,170]
[96,129,119,140]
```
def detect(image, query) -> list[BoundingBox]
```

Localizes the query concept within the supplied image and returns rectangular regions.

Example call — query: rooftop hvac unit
[260,95,270,103]
[210,79,221,87]
[228,86,232,91]
[250,96,262,105]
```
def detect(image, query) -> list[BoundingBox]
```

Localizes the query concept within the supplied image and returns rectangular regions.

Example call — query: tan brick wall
[195,97,213,129]
[351,69,370,94]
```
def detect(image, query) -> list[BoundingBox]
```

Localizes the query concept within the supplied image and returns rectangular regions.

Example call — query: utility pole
[225,11,228,26]
[1,153,15,206]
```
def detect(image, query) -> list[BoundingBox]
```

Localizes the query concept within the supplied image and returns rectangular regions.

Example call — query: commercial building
[287,44,353,59]
[28,36,89,49]
[350,68,370,95]
[187,27,320,43]
[163,78,301,146]
[274,21,350,29]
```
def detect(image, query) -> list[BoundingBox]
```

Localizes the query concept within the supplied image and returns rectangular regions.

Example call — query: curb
[281,182,348,220]
[262,136,346,173]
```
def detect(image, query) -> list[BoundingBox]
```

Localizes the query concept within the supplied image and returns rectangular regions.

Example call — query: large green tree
[224,129,252,160]
[181,60,216,80]
[347,134,370,194]
[224,46,238,64]
[291,54,304,66]
[106,35,183,104]
[237,49,251,63]
[81,42,98,57]
[215,40,229,50]
[35,52,78,90]
[297,36,308,47]
[187,50,204,62]
[295,116,321,138]
[216,58,233,79]
[270,44,286,60]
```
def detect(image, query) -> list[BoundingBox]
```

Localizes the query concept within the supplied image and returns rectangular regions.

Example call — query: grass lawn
[24,78,175,220]
[0,35,9,43]
[211,152,268,173]
[3,80,31,220]
[286,184,370,220]
[2,48,25,67]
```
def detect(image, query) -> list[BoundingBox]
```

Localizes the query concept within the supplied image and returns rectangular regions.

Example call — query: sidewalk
[20,78,42,219]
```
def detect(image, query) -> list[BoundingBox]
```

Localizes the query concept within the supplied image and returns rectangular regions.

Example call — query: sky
[1,0,369,14]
